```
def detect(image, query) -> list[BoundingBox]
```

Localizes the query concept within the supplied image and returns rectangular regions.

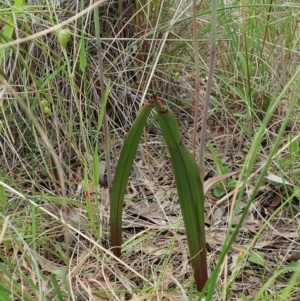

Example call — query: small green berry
[57,28,71,48]
[40,99,48,109]
[43,107,53,116]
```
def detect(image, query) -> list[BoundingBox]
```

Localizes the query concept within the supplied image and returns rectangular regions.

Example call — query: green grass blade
[0,173,7,207]
[84,164,95,233]
[110,101,154,258]
[0,289,12,301]
[51,273,64,301]
[153,95,207,291]
[51,270,72,301]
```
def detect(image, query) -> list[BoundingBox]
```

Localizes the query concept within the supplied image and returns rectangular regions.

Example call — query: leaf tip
[145,99,154,107]
[153,94,167,113]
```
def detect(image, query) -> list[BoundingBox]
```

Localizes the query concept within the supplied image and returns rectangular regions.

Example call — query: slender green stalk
[94,4,112,197]
[198,0,217,184]
[241,0,253,123]
[191,0,200,158]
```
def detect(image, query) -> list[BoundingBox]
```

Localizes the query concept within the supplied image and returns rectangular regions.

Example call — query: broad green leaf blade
[110,101,153,257]
[153,95,207,291]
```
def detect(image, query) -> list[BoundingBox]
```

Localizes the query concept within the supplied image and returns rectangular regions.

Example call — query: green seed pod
[57,28,71,48]
[43,107,53,116]
[40,99,48,109]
